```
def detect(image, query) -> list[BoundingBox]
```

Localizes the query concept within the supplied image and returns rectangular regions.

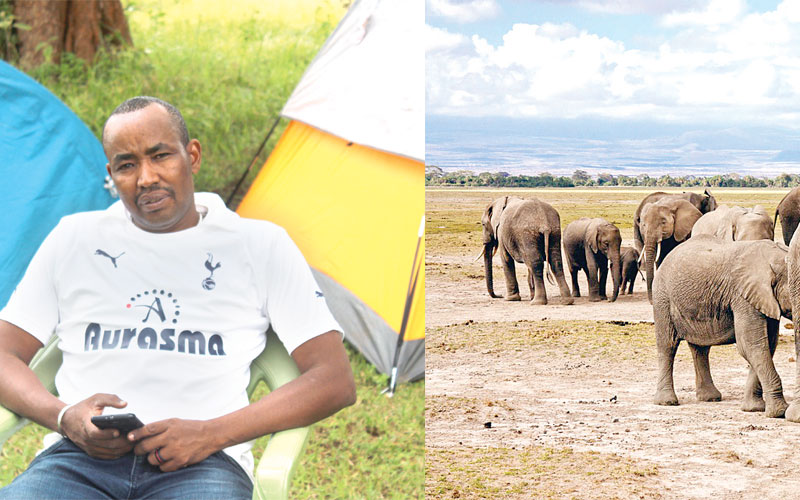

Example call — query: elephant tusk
[474,247,486,262]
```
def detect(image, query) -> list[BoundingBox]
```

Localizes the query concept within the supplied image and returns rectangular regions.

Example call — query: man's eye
[117,163,134,171]
[155,152,170,159]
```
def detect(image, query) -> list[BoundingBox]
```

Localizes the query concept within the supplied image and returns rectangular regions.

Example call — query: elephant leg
[627,275,635,295]
[527,267,535,299]
[688,343,722,402]
[530,259,548,305]
[734,314,787,418]
[546,234,573,305]
[584,247,601,302]
[570,263,581,298]
[654,308,680,406]
[500,248,521,301]
[743,319,781,412]
[597,254,609,300]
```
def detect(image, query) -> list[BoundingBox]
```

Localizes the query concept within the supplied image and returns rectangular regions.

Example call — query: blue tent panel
[0,60,113,309]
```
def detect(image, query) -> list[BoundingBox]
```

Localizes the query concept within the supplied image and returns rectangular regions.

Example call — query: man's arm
[130,330,356,471]
[0,320,135,459]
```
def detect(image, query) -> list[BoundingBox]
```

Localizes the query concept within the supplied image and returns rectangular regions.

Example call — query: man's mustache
[135,186,175,206]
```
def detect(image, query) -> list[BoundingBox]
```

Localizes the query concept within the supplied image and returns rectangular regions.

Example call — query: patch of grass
[426,445,662,499]
[0,345,424,499]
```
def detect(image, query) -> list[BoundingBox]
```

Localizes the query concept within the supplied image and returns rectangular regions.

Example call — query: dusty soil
[426,246,800,499]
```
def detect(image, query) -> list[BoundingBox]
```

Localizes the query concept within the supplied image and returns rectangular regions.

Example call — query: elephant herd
[480,187,800,422]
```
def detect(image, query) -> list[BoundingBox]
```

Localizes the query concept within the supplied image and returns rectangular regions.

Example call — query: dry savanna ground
[426,187,800,500]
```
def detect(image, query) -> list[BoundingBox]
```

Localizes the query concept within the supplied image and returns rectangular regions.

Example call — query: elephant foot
[741,395,765,412]
[785,403,800,422]
[696,386,722,402]
[572,291,581,298]
[589,295,603,303]
[654,390,678,406]
[764,399,788,418]
[559,296,574,306]
[506,293,521,301]
[531,296,547,305]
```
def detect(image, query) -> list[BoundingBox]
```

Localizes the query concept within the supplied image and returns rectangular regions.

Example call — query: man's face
[104,104,202,233]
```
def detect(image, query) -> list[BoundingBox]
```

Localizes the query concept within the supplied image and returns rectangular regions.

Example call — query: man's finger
[127,420,167,442]
[91,393,127,409]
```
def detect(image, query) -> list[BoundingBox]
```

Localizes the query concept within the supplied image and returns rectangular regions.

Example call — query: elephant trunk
[609,248,622,302]
[484,241,501,298]
[644,239,658,304]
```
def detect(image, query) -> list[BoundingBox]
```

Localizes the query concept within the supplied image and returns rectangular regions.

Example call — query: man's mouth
[136,189,174,212]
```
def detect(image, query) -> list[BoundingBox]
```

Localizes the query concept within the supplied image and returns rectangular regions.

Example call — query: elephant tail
[774,207,780,233]
[543,230,556,286]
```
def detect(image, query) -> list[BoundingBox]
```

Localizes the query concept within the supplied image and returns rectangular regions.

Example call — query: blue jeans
[0,439,252,500]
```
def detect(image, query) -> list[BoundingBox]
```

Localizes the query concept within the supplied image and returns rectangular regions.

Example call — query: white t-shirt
[0,192,342,476]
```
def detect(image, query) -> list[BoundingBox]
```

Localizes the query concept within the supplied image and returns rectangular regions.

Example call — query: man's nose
[137,159,159,187]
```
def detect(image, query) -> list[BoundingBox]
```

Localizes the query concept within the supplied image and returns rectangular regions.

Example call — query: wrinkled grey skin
[653,236,792,418]
[774,187,800,245]
[784,226,800,422]
[562,218,622,302]
[633,189,716,253]
[692,205,774,241]
[639,198,703,303]
[480,196,573,305]
[620,246,640,295]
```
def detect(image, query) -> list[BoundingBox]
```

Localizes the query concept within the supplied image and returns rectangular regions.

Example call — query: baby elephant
[563,218,622,302]
[620,246,640,295]
[653,235,792,418]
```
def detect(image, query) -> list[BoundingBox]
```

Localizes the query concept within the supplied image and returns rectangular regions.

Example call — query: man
[0,96,356,499]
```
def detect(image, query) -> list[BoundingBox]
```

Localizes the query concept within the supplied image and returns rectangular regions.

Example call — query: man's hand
[128,419,218,472]
[60,393,134,459]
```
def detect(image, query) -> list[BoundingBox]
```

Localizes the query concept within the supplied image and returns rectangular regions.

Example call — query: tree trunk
[12,0,131,68]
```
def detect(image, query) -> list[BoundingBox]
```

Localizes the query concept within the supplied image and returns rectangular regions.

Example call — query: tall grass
[2,1,424,497]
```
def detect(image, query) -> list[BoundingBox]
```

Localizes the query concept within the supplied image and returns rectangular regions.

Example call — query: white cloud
[662,0,745,29]
[426,0,800,127]
[542,0,702,15]
[427,0,500,23]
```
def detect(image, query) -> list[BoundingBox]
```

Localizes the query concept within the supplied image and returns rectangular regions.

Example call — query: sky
[425,0,800,177]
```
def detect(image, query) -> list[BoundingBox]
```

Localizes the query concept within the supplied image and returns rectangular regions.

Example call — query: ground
[425,187,800,500]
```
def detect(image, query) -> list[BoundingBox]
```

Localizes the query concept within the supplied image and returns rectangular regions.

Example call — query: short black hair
[102,96,189,146]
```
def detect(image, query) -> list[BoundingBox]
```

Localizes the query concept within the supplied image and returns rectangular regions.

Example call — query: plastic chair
[0,329,309,500]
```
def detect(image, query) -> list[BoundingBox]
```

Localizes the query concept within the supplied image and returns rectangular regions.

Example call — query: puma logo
[95,249,125,268]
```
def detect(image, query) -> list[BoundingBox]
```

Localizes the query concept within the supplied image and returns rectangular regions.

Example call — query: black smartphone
[91,413,144,433]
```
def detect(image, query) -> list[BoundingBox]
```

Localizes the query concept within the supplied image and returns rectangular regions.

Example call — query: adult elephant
[786,228,800,422]
[653,236,792,418]
[633,189,716,253]
[479,196,573,305]
[639,198,703,303]
[562,218,622,302]
[692,205,774,241]
[774,187,800,245]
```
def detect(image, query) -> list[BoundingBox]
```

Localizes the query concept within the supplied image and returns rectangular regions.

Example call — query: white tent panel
[281,0,423,161]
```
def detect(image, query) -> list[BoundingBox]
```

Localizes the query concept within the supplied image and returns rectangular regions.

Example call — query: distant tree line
[425,166,800,188]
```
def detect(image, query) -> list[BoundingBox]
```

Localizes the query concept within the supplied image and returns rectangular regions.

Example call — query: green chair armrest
[0,338,62,450]
[248,330,310,500]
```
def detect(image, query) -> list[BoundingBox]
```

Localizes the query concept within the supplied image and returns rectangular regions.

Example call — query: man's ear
[106,163,112,176]
[186,139,202,174]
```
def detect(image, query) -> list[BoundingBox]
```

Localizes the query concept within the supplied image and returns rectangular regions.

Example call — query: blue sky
[425,0,800,176]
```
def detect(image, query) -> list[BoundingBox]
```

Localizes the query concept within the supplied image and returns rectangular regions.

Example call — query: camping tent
[236,0,424,388]
[0,60,113,309]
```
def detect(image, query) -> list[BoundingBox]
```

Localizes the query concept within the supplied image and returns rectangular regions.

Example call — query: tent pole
[226,115,283,208]
[385,216,424,396]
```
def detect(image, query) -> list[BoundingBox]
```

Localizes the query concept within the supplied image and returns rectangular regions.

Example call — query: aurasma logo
[83,288,225,356]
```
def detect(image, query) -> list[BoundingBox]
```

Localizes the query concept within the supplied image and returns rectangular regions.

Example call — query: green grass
[0,345,424,499]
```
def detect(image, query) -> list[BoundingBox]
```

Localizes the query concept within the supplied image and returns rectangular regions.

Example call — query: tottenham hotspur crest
[203,253,221,290]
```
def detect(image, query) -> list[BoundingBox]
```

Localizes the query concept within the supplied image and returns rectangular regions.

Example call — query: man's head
[103,97,202,233]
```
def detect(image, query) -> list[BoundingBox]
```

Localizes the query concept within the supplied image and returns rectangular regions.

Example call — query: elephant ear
[492,196,509,240]
[587,221,599,253]
[673,201,702,242]
[734,243,783,319]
